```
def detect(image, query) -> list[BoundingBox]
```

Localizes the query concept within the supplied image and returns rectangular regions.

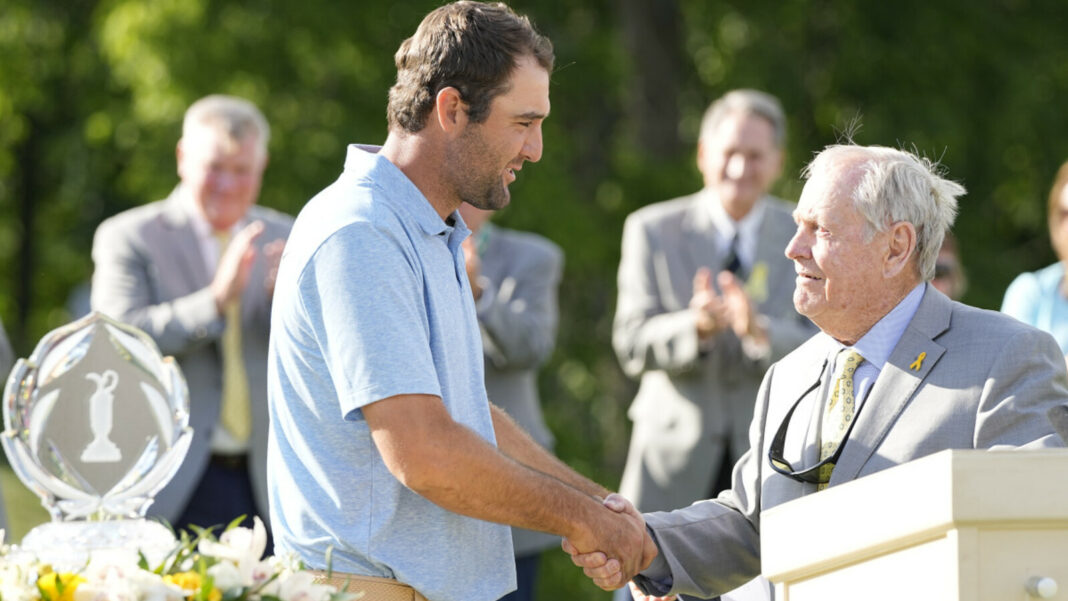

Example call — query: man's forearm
[366,394,653,580]
[490,403,611,499]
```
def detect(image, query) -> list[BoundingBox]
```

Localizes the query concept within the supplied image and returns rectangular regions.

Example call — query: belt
[307,570,428,601]
[209,453,248,470]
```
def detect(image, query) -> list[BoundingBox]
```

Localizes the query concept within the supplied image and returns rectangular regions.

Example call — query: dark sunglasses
[767,360,868,485]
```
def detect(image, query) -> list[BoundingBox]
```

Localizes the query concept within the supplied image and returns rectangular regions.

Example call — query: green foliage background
[3,0,1068,597]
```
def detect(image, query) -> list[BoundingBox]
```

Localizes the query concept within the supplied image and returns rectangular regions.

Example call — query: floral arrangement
[0,518,361,601]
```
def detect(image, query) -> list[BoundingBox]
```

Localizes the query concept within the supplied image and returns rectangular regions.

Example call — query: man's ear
[884,220,918,278]
[435,86,468,135]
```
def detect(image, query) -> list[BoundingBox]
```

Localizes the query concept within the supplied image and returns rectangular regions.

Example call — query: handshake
[561,493,672,599]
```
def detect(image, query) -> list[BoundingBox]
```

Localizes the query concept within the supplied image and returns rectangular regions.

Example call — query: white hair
[699,89,786,147]
[182,94,270,156]
[804,144,965,281]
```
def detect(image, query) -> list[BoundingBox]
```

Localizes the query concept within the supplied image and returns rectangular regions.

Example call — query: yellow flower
[36,572,85,601]
[163,572,222,601]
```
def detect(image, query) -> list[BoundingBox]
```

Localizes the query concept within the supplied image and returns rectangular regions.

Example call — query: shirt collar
[344,144,471,249]
[841,282,926,370]
[704,190,766,270]
[704,189,766,239]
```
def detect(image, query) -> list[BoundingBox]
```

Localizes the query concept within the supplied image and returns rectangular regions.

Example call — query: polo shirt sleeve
[299,221,441,420]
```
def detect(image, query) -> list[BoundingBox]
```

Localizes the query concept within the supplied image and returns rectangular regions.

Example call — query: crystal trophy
[2,311,192,568]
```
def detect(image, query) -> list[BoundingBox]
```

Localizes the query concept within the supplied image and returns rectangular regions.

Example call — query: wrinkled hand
[461,237,483,300]
[562,494,657,591]
[212,221,264,313]
[263,237,286,297]
[690,268,728,340]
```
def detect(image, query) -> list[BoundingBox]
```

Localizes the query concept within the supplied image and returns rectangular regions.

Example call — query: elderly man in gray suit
[569,142,1068,600]
[459,201,564,601]
[614,89,814,521]
[91,95,292,536]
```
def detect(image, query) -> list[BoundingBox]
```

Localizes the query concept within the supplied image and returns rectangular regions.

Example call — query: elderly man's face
[177,124,266,231]
[697,111,783,220]
[785,165,892,342]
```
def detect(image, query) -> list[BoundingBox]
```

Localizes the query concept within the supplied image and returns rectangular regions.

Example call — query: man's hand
[691,268,728,340]
[461,237,483,300]
[718,271,766,343]
[263,237,286,297]
[562,493,657,591]
[629,582,677,601]
[211,220,264,313]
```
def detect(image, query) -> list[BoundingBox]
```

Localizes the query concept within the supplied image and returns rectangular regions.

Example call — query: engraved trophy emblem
[82,370,122,463]
[1,311,192,567]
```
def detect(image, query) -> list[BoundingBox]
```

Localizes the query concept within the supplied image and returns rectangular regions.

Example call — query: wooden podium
[761,449,1068,600]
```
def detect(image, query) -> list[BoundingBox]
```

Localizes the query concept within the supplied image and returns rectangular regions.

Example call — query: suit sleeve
[90,216,223,356]
[633,364,776,598]
[613,213,704,378]
[976,325,1068,449]
[476,239,562,370]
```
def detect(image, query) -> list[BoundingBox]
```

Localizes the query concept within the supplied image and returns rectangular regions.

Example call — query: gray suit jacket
[636,286,1068,598]
[477,224,563,556]
[90,187,293,525]
[613,194,814,512]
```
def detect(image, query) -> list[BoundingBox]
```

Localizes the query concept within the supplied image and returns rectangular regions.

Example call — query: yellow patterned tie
[215,231,252,444]
[817,349,863,490]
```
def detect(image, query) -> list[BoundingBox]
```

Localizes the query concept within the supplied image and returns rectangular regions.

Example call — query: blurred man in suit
[613,89,813,522]
[570,143,1068,599]
[459,201,564,601]
[91,94,292,536]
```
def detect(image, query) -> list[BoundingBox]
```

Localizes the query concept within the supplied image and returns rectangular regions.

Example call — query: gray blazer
[613,194,814,512]
[477,225,563,557]
[90,187,293,525]
[636,286,1068,598]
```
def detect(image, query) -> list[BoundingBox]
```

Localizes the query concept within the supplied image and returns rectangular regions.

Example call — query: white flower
[0,560,39,601]
[207,560,242,591]
[74,558,184,601]
[197,516,268,586]
[271,571,345,601]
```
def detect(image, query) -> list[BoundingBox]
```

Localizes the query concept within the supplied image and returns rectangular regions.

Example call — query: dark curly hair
[387,1,554,133]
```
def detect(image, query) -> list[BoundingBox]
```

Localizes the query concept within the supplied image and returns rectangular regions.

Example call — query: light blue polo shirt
[267,145,514,601]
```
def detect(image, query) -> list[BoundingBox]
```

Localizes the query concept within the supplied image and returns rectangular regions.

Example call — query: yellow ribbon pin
[909,351,926,371]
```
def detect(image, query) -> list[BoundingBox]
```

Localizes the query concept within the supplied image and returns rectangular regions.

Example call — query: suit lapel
[161,187,213,289]
[750,201,791,305]
[831,286,951,483]
[679,193,725,280]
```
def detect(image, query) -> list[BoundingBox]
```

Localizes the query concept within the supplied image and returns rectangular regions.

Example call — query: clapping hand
[691,268,728,340]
